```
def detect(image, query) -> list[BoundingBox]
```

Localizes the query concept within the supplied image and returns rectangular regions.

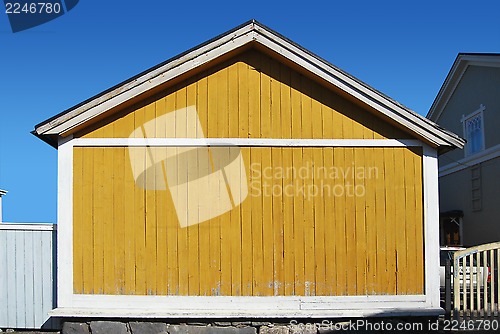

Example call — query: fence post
[445,258,452,318]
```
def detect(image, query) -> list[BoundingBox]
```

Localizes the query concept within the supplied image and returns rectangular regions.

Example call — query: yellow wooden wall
[73,146,424,296]
[78,50,410,141]
[72,49,425,296]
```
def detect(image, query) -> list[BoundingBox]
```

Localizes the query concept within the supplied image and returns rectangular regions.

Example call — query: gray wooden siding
[0,224,56,329]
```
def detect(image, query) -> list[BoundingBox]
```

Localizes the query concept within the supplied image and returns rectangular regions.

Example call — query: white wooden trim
[71,138,424,147]
[50,306,443,319]
[422,145,441,309]
[51,294,433,318]
[439,142,500,177]
[57,135,74,308]
[0,223,56,231]
[54,137,442,316]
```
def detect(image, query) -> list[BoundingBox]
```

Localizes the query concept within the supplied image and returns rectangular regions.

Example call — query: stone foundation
[61,321,319,334]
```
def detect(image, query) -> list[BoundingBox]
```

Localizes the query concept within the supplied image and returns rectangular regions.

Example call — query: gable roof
[427,53,500,122]
[33,20,464,151]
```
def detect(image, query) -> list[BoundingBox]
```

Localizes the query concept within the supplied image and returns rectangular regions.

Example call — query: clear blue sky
[0,0,499,223]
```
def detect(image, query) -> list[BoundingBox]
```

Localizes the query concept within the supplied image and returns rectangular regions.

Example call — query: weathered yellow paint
[78,50,411,140]
[73,146,425,296]
[72,48,425,297]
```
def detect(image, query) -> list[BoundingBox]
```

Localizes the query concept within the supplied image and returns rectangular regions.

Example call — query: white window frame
[462,104,486,157]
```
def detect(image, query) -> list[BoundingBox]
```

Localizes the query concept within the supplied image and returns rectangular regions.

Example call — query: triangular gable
[33,20,464,150]
[427,53,500,122]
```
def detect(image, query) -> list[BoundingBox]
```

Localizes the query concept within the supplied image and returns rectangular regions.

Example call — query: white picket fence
[454,241,500,319]
[0,223,57,329]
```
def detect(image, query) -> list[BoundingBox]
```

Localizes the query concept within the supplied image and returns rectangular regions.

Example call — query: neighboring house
[33,20,463,319]
[427,53,500,247]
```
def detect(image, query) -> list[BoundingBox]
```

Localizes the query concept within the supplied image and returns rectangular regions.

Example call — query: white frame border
[54,137,441,317]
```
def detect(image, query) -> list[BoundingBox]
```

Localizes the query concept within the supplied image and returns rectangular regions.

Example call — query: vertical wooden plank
[323,143,336,295]
[80,148,94,294]
[384,148,397,294]
[291,71,305,295]
[404,148,417,293]
[353,147,367,295]
[271,147,284,296]
[394,148,407,294]
[72,147,83,293]
[280,65,294,295]
[269,59,284,296]
[0,231,7,326]
[238,59,252,296]
[262,146,274,296]
[175,89,190,296]
[311,90,326,296]
[208,73,223,296]
[32,230,43,327]
[240,148,253,296]
[197,77,211,296]
[186,82,200,296]
[109,158,127,291]
[24,231,34,328]
[228,61,242,296]
[259,54,274,296]
[102,132,115,294]
[374,148,388,294]
[15,232,25,328]
[122,111,137,295]
[250,145,263,295]
[248,51,263,295]
[364,148,378,294]
[217,68,233,296]
[313,147,326,296]
[92,146,105,294]
[260,54,272,138]
[144,103,158,295]
[344,148,357,296]
[6,231,16,326]
[301,81,316,296]
[133,108,147,295]
[164,92,178,295]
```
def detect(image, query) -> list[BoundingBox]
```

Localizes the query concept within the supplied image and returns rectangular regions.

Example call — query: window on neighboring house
[462,104,485,156]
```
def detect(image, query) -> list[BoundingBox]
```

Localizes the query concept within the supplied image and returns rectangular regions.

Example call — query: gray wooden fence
[0,223,57,329]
